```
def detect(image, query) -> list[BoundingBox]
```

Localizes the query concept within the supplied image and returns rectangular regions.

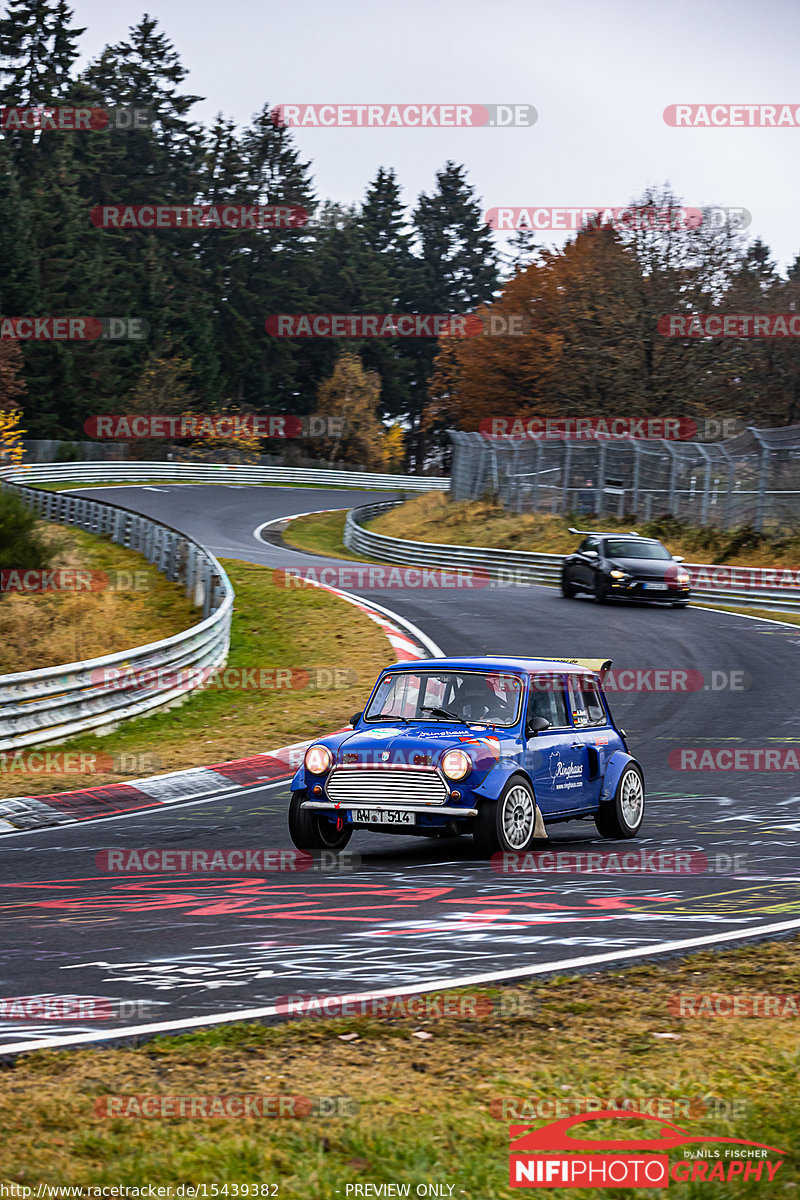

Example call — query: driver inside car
[454,676,509,724]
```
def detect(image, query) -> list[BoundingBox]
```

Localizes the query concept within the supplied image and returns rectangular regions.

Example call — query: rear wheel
[561,571,576,598]
[474,775,543,856]
[594,765,644,838]
[288,790,352,851]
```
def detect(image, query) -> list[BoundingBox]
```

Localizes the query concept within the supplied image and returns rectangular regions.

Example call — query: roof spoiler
[568,527,641,537]
[533,658,613,680]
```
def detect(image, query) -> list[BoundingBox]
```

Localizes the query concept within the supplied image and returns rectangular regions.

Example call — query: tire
[474,775,543,856]
[288,790,353,851]
[594,576,609,604]
[561,571,576,599]
[594,764,645,839]
[673,601,689,608]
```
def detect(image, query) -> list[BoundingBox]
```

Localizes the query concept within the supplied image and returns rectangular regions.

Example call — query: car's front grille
[326,765,449,807]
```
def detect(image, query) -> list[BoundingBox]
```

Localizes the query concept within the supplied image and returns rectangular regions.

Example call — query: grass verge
[0,524,197,674]
[3,937,798,1195]
[0,559,391,799]
[281,510,378,562]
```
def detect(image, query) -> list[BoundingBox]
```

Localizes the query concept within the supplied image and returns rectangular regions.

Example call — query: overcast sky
[69,0,800,270]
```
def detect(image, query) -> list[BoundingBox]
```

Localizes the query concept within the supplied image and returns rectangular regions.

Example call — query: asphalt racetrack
[1,484,799,1053]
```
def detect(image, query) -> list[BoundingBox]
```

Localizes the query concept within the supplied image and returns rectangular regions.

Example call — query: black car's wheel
[673,601,689,608]
[474,775,543,856]
[561,571,576,598]
[594,764,644,839]
[288,790,352,851]
[594,576,609,604]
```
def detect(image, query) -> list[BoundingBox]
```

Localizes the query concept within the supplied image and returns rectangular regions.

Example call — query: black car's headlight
[677,571,691,586]
[609,570,627,580]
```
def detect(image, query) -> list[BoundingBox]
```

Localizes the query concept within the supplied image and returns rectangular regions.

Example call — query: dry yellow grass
[0,524,197,673]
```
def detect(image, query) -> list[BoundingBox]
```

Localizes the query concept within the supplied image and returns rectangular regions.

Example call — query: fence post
[631,441,641,515]
[750,429,770,533]
[597,442,607,515]
[560,443,572,513]
[665,442,679,515]
[532,440,543,512]
[698,444,712,526]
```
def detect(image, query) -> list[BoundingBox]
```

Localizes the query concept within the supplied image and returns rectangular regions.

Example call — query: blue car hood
[335,723,520,770]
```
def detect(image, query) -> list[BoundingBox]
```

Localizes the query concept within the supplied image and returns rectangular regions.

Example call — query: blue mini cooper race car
[288,656,645,857]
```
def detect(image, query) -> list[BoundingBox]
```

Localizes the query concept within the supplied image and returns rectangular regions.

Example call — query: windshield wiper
[420,706,462,721]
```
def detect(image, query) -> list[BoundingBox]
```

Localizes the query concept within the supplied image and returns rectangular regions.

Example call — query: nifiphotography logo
[508,1110,786,1187]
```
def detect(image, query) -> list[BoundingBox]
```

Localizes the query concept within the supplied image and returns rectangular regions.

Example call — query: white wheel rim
[502,785,536,849]
[620,769,644,826]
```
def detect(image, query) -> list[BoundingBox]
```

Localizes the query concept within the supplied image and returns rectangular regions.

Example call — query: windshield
[604,539,671,560]
[364,670,525,727]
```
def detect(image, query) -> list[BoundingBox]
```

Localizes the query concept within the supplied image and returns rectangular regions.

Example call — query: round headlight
[677,571,690,585]
[441,748,471,781]
[305,744,333,774]
[609,570,626,580]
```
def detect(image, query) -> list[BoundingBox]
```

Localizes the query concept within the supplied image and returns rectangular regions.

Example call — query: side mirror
[526,715,551,736]
[672,555,685,563]
[584,549,598,558]
[350,711,362,726]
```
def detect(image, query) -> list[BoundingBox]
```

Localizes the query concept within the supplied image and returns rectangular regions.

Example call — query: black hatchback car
[561,528,691,606]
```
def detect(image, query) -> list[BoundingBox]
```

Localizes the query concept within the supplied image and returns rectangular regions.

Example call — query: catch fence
[449,425,800,531]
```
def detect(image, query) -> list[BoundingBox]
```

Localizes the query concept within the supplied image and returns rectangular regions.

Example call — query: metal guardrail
[0,474,234,750]
[2,462,450,491]
[344,502,800,614]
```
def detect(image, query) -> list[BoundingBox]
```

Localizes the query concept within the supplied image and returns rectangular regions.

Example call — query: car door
[565,674,609,809]
[524,673,587,816]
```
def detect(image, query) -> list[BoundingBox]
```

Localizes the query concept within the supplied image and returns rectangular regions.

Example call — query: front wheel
[288,790,352,851]
[561,571,576,599]
[594,764,644,838]
[474,775,545,856]
[594,576,609,604]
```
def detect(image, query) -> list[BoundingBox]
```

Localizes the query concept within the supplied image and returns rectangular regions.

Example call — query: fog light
[312,785,323,796]
[450,789,461,800]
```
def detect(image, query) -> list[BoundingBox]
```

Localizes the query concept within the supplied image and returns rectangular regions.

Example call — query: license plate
[351,809,416,826]
[643,581,668,590]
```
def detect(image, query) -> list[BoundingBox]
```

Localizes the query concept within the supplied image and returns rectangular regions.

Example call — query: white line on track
[4,915,800,1057]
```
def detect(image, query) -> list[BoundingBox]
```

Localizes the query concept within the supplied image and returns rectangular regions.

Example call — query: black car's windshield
[604,539,672,560]
[364,670,524,727]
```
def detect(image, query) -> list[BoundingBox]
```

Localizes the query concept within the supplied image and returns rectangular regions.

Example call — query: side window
[578,536,598,554]
[569,676,607,726]
[528,674,569,729]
